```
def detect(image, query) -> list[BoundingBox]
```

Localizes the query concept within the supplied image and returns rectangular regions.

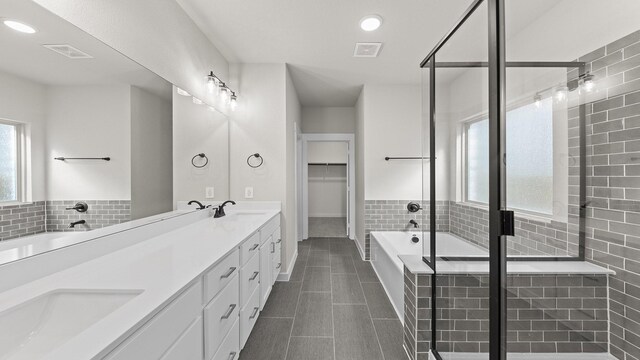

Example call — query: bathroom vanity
[0,205,282,360]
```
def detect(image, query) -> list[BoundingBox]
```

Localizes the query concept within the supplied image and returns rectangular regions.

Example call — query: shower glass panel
[421,1,491,356]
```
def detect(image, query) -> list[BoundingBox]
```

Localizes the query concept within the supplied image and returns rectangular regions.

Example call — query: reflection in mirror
[0,0,175,250]
[172,87,230,206]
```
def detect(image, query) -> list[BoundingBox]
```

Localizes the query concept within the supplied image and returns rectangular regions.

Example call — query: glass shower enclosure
[419,0,639,359]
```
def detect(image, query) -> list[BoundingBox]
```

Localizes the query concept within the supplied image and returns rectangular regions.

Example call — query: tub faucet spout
[409,220,418,228]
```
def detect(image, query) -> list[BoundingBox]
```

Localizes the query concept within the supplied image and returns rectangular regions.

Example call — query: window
[0,120,22,203]
[465,97,554,215]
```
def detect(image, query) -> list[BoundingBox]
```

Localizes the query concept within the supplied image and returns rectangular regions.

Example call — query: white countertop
[0,208,279,360]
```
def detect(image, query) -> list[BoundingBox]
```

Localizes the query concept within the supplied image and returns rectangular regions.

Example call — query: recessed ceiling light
[3,20,37,34]
[176,87,190,96]
[360,15,382,32]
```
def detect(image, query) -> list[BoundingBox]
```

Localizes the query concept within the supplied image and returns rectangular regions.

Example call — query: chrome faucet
[214,200,236,218]
[69,220,86,228]
[409,219,419,228]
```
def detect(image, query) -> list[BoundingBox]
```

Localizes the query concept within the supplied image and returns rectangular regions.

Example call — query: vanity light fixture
[204,71,239,109]
[533,93,542,108]
[360,15,382,32]
[230,93,238,111]
[554,85,568,102]
[219,85,230,104]
[176,87,190,96]
[192,97,203,105]
[206,71,220,94]
[581,73,595,92]
[3,19,37,34]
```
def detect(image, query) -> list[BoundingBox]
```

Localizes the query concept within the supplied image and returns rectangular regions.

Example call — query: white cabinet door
[271,237,282,285]
[259,238,272,310]
[159,317,203,360]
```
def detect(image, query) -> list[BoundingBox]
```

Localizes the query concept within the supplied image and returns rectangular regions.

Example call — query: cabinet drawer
[260,216,280,244]
[240,286,261,349]
[239,232,260,266]
[159,317,203,360]
[204,274,240,360]
[272,240,282,285]
[259,241,272,310]
[212,318,239,360]
[104,281,202,360]
[204,249,240,304]
[240,251,260,308]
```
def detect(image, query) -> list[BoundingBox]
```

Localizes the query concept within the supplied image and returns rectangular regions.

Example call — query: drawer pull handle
[271,243,275,253]
[276,263,281,269]
[249,306,259,319]
[250,271,259,281]
[228,352,237,360]
[221,304,237,319]
[221,267,237,279]
[250,243,259,251]
[276,239,282,244]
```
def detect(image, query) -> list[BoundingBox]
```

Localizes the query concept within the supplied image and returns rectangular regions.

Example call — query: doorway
[300,134,355,240]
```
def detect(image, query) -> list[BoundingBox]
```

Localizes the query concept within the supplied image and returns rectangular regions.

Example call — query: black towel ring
[192,153,209,168]
[247,153,264,168]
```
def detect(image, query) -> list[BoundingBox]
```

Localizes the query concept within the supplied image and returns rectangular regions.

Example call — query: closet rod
[384,156,436,161]
[308,163,347,166]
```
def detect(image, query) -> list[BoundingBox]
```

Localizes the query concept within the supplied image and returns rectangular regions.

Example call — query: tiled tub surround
[565,30,640,360]
[404,266,432,360]
[449,202,575,257]
[45,200,131,232]
[0,200,131,240]
[434,274,609,354]
[404,271,610,357]
[0,201,46,240]
[364,200,450,259]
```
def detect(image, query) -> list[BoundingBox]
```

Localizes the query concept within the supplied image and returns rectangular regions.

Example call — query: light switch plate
[205,187,215,199]
[244,187,254,199]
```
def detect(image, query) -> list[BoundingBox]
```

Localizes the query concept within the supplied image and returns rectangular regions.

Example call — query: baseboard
[354,236,366,261]
[276,248,298,282]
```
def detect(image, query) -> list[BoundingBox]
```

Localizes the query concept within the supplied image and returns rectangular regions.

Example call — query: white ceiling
[0,0,171,100]
[176,0,475,106]
[177,0,640,107]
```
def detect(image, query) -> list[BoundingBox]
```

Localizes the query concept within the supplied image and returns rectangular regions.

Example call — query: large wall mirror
[0,0,230,263]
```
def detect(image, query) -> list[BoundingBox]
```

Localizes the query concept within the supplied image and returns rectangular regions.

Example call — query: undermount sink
[224,211,267,220]
[0,289,143,360]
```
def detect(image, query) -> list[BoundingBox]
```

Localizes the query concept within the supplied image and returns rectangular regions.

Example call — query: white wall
[285,68,300,270]
[355,90,365,251]
[32,0,230,112]
[301,107,355,133]
[0,70,47,202]
[46,85,131,200]
[307,142,348,164]
[130,86,173,219]
[172,87,229,205]
[363,85,424,200]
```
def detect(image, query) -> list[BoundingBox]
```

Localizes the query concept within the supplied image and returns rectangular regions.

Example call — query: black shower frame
[418,0,588,359]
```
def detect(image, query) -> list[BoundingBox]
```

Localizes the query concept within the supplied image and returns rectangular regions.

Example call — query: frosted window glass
[466,98,553,214]
[467,120,489,204]
[0,123,18,202]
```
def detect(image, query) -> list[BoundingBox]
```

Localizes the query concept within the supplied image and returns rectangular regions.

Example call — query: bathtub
[369,231,487,320]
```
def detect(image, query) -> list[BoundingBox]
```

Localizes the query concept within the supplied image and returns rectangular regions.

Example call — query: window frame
[0,118,26,204]
[461,98,555,218]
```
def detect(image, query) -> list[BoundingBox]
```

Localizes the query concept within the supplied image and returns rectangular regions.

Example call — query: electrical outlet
[205,187,215,199]
[244,186,254,199]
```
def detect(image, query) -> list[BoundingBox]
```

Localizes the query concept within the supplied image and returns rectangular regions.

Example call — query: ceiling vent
[353,42,382,58]
[43,44,93,59]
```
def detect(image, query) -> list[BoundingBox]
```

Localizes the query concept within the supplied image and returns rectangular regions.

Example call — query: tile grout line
[282,246,308,360]
[330,243,337,360]
[352,242,388,360]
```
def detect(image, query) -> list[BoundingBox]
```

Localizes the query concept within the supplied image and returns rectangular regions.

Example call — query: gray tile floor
[240,237,408,360]
[308,218,347,238]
